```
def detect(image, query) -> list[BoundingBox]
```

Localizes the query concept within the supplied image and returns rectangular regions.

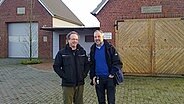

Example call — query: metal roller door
[8,23,38,58]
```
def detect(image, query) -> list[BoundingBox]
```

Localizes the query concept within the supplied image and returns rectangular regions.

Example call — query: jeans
[95,77,116,104]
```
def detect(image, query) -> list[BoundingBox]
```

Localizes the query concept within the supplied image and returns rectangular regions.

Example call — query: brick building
[92,0,184,75]
[0,0,97,59]
[92,0,184,44]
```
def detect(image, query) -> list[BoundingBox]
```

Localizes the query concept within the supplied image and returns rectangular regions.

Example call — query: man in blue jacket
[90,30,123,104]
[53,31,90,104]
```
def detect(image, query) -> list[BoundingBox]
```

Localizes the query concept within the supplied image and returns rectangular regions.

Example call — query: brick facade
[96,0,184,45]
[0,0,53,59]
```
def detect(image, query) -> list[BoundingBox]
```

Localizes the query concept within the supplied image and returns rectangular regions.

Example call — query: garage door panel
[123,48,151,73]
[9,42,31,58]
[118,20,149,46]
[155,19,184,74]
[8,23,38,58]
[155,48,184,74]
[116,20,151,74]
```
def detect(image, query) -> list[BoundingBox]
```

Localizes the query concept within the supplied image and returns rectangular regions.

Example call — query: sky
[62,0,101,27]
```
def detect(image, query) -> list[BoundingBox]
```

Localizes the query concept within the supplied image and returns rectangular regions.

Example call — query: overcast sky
[62,0,101,27]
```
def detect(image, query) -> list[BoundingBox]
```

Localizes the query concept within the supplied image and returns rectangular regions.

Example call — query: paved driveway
[0,59,184,104]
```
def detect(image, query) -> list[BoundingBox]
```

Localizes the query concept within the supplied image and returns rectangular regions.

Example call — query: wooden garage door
[154,18,184,74]
[116,18,184,75]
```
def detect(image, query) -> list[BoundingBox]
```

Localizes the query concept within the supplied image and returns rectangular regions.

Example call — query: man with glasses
[53,31,90,104]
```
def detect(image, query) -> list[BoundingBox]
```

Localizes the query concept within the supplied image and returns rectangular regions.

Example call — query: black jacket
[89,40,123,80]
[53,44,90,87]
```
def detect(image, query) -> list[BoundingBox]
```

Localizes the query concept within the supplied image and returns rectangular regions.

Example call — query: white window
[17,7,26,15]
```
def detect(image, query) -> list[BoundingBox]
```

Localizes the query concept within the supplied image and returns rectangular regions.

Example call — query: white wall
[79,35,93,55]
[53,18,80,27]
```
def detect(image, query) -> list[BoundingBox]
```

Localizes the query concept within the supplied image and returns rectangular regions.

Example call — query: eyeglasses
[70,38,78,41]
[94,35,101,38]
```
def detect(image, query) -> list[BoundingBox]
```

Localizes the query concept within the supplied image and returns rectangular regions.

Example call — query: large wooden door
[116,19,152,74]
[116,18,184,75]
[154,18,184,74]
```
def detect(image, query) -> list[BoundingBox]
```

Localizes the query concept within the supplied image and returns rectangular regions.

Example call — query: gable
[0,0,84,26]
[39,0,84,26]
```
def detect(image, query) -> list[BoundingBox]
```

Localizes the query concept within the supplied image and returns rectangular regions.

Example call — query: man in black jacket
[90,30,123,104]
[53,31,90,104]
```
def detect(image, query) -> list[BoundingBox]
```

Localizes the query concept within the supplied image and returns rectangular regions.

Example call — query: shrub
[21,59,42,65]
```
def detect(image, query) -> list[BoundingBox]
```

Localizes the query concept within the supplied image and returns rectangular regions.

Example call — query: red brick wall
[96,0,184,45]
[0,0,53,59]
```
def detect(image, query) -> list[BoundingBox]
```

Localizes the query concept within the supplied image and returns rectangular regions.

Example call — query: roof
[40,26,100,35]
[91,0,109,16]
[39,0,84,26]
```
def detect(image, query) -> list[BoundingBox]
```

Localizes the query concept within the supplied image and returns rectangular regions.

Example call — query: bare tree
[29,0,33,61]
[21,0,38,61]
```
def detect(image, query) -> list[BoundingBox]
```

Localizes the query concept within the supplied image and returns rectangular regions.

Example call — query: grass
[119,76,184,104]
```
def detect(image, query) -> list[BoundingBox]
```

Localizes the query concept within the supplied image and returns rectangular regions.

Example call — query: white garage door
[8,23,38,58]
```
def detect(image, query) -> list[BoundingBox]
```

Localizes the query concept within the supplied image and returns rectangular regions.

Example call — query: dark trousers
[95,77,116,104]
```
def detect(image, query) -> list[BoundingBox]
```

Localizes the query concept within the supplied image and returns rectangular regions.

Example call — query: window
[17,7,26,15]
[85,35,94,42]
